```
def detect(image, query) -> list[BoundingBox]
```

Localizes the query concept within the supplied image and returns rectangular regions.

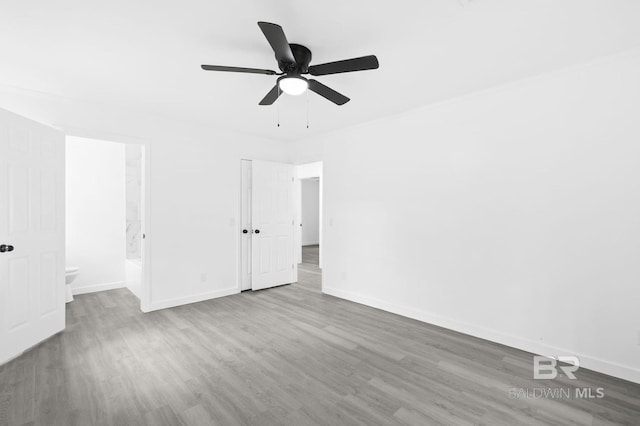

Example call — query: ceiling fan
[201,21,379,106]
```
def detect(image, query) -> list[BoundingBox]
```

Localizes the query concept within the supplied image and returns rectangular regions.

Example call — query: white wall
[0,87,293,312]
[66,137,126,294]
[126,259,142,299]
[295,50,640,384]
[148,128,291,310]
[301,179,320,246]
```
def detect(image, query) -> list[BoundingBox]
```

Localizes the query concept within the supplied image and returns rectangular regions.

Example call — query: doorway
[295,161,322,270]
[300,177,320,265]
[295,162,322,292]
[65,136,148,311]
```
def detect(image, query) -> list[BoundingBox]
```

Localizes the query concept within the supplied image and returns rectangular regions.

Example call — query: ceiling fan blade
[259,85,282,105]
[308,55,379,76]
[308,80,350,105]
[201,65,277,75]
[257,22,295,64]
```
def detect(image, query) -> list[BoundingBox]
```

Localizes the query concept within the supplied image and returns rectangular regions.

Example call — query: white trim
[140,142,152,312]
[302,241,319,246]
[238,159,251,293]
[323,286,640,385]
[147,287,239,312]
[72,281,126,295]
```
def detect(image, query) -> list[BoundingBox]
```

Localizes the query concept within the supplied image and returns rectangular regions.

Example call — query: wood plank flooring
[1,246,639,425]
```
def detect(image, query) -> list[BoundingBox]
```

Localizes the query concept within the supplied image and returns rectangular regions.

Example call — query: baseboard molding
[72,281,126,295]
[323,286,640,385]
[148,287,239,312]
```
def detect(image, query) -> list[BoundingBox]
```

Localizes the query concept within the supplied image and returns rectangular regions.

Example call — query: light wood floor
[1,246,639,425]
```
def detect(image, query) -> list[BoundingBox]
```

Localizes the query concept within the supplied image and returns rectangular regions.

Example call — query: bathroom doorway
[65,136,149,311]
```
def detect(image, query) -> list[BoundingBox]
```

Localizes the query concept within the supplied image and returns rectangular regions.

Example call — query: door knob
[0,244,14,253]
[242,229,248,234]
[254,229,260,234]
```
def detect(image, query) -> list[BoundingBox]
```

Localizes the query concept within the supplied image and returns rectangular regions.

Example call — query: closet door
[251,160,295,291]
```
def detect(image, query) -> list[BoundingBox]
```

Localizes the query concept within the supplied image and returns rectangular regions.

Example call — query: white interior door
[240,160,252,291]
[251,160,295,291]
[0,108,65,365]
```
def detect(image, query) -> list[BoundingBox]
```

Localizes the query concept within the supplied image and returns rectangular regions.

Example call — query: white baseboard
[147,287,239,312]
[72,281,126,295]
[323,286,640,385]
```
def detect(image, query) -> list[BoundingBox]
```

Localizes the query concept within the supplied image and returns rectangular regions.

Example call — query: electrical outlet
[200,273,207,282]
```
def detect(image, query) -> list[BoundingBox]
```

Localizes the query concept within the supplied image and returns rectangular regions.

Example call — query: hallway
[298,244,321,293]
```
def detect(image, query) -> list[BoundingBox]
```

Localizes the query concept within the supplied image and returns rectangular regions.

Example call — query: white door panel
[0,108,65,365]
[251,160,294,291]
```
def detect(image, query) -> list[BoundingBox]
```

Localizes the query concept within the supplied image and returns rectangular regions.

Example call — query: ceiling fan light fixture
[201,21,378,105]
[278,76,308,96]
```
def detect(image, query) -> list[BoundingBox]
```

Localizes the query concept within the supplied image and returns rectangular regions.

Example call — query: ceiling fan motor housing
[280,43,312,75]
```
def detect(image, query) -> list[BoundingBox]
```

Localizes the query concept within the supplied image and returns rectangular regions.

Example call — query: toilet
[65,266,79,303]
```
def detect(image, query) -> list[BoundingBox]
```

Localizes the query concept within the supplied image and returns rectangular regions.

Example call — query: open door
[251,160,295,290]
[0,108,65,365]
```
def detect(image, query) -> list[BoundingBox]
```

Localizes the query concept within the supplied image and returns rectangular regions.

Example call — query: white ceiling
[1,0,640,141]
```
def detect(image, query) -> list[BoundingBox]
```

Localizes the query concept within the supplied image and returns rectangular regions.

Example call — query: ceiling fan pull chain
[277,85,281,127]
[306,89,310,129]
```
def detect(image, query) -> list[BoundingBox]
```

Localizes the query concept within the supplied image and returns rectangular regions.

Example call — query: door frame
[139,142,151,312]
[239,159,252,292]
[62,129,152,313]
